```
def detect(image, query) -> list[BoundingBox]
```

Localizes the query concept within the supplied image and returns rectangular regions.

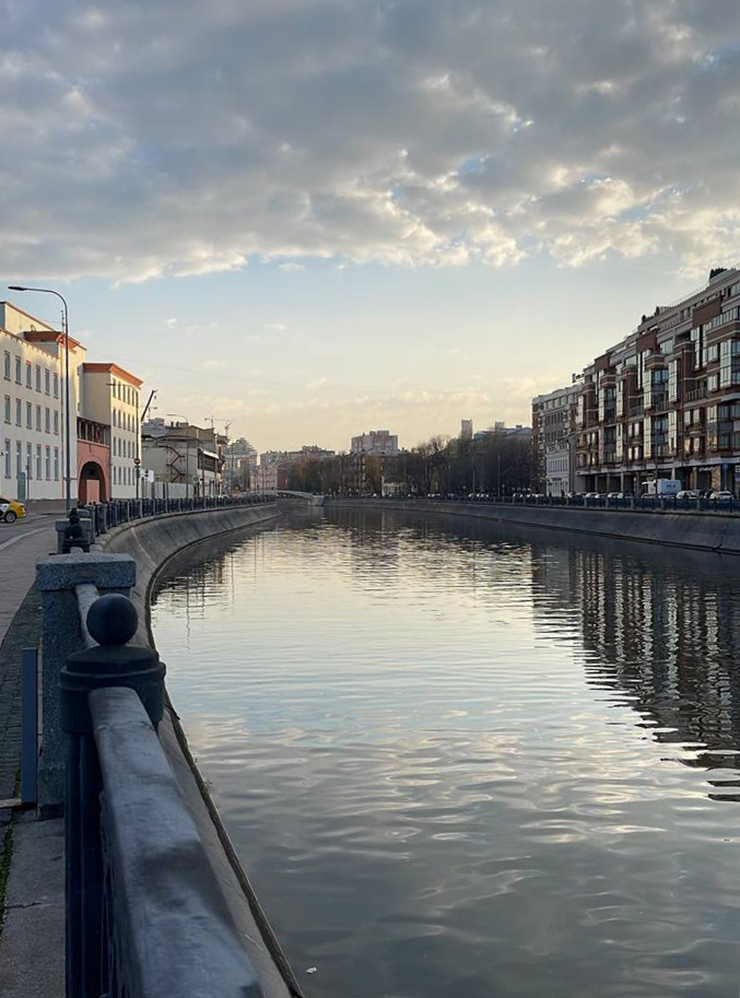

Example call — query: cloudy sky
[2,0,739,450]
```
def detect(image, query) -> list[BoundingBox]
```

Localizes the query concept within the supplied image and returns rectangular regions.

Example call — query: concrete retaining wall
[326,499,740,555]
[95,503,299,997]
[101,502,279,643]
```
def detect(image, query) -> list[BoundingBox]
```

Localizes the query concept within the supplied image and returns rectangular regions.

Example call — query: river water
[150,507,740,998]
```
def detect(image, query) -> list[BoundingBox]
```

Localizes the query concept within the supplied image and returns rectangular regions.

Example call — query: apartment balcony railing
[628,403,644,418]
[645,392,667,410]
[686,386,708,402]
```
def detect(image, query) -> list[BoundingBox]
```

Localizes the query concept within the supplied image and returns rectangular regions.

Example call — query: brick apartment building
[534,266,740,494]
[532,387,579,494]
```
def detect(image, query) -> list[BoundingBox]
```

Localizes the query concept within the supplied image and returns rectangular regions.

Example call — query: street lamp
[166,414,193,499]
[8,286,72,509]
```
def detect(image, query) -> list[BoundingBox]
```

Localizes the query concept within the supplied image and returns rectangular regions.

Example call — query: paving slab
[0,814,64,998]
[0,520,62,998]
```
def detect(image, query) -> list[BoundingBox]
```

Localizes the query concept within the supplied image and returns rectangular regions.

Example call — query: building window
[45,446,50,480]
[53,373,59,398]
[25,442,32,478]
[35,364,41,391]
[44,369,50,395]
[3,397,9,424]
[53,410,59,435]
[668,360,678,403]
[3,352,10,380]
[45,408,50,433]
[4,439,10,478]
[36,405,41,431]
[36,445,42,480]
[53,447,59,481]
[15,441,21,476]
[15,399,21,426]
[26,362,32,388]
[14,357,21,384]
[25,402,32,428]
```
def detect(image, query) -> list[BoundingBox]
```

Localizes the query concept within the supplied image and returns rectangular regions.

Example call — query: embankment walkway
[0,499,284,998]
[0,513,64,998]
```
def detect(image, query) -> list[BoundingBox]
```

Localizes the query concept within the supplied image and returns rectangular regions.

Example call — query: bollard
[60,593,165,998]
[62,509,90,553]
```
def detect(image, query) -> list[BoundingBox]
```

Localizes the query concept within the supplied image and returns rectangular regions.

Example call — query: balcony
[645,392,667,410]
[686,386,707,402]
[628,403,644,418]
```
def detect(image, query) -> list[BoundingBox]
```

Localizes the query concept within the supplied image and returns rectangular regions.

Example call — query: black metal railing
[60,492,276,551]
[325,493,740,514]
[61,592,270,998]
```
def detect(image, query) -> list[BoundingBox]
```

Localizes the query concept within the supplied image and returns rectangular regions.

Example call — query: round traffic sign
[133,457,141,466]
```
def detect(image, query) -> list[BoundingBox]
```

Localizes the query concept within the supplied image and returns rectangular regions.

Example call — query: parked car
[710,491,734,501]
[676,490,699,499]
[0,497,26,523]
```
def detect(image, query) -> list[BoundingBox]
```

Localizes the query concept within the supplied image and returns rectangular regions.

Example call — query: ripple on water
[152,508,740,998]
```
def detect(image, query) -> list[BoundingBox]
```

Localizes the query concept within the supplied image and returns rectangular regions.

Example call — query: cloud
[165,317,178,326]
[203,359,221,369]
[264,322,287,331]
[3,0,740,281]
[306,375,329,389]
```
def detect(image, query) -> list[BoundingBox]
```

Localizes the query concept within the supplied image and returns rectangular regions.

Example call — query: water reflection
[530,539,740,788]
[151,508,740,998]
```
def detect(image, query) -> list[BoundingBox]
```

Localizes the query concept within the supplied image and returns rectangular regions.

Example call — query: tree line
[284,431,534,495]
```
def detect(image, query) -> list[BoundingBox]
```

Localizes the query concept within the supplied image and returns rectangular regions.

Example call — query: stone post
[35,550,136,815]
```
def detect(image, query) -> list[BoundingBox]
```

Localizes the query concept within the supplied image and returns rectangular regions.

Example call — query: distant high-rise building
[350,430,399,455]
[460,419,473,440]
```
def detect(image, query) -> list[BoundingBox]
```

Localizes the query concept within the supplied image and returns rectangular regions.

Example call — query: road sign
[133,457,141,467]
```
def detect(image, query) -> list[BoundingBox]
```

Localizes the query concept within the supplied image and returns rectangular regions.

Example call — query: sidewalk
[0,518,64,998]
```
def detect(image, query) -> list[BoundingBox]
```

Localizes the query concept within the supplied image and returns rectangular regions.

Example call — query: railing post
[35,551,137,814]
[60,593,165,998]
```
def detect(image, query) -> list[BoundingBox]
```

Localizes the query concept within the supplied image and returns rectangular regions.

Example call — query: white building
[142,420,224,497]
[0,301,84,503]
[1,300,146,505]
[81,364,143,498]
[545,442,572,495]
[350,430,399,455]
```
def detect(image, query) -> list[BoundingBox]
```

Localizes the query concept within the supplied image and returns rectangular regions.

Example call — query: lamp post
[8,286,71,509]
[166,414,192,500]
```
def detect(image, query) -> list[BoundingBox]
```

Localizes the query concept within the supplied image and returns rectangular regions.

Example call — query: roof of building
[83,362,143,388]
[23,329,85,351]
[0,301,56,330]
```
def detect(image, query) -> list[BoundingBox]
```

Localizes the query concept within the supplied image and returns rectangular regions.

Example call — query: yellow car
[0,497,26,523]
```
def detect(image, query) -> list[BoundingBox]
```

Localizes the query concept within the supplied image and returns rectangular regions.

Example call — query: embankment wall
[98,503,299,997]
[325,499,740,555]
[101,502,279,641]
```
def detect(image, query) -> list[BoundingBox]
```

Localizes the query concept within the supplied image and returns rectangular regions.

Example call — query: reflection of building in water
[531,541,740,775]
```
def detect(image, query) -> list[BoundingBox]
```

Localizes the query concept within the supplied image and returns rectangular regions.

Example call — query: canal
[151,506,740,998]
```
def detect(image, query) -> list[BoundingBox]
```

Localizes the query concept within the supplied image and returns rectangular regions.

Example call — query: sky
[2,0,739,452]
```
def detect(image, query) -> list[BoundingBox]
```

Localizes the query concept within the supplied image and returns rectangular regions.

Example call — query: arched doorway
[79,461,107,504]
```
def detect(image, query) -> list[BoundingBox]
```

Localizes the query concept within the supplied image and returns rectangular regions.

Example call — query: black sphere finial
[87,593,138,647]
